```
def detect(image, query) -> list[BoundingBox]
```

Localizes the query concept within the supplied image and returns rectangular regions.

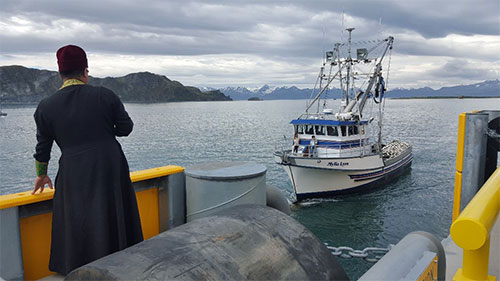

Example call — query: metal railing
[276,137,373,159]
[450,167,500,281]
[315,140,372,158]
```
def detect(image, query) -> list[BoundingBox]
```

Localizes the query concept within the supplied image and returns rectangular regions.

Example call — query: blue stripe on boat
[298,139,365,148]
[291,119,369,126]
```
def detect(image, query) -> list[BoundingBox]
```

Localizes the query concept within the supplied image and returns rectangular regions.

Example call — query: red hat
[56,45,88,72]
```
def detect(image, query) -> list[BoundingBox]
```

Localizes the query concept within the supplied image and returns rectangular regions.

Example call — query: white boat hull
[275,148,412,201]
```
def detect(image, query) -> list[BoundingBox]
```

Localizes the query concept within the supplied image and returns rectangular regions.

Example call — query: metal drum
[184,161,267,222]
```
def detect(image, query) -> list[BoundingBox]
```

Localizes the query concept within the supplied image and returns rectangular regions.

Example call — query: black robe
[34,84,143,275]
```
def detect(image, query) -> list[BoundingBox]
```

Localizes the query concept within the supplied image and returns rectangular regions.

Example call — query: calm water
[0,98,498,279]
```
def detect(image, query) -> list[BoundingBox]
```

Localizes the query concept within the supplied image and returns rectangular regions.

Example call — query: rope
[385,47,392,90]
[186,177,266,217]
[381,46,392,122]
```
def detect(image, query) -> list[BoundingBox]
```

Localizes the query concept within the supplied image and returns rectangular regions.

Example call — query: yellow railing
[0,165,184,210]
[0,165,184,280]
[450,167,500,281]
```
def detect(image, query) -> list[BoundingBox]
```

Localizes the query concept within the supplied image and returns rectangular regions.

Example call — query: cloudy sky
[1,0,499,89]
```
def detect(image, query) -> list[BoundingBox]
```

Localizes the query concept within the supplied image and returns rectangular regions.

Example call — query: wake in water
[292,197,340,208]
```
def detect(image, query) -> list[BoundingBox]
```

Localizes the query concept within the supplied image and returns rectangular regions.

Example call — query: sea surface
[0,98,498,279]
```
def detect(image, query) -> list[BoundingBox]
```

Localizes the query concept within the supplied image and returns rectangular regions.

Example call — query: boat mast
[317,65,324,113]
[335,43,344,112]
[345,28,354,105]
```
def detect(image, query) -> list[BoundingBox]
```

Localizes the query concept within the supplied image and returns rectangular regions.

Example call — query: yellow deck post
[450,167,500,281]
[462,237,491,280]
[452,113,466,222]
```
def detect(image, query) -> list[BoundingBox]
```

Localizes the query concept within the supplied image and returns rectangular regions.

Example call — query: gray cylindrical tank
[65,205,349,281]
[185,161,267,222]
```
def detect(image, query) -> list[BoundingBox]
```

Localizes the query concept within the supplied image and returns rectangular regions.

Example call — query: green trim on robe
[35,160,48,176]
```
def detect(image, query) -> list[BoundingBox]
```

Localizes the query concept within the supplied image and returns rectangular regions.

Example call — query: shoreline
[390,96,499,100]
[2,96,499,106]
[2,96,500,108]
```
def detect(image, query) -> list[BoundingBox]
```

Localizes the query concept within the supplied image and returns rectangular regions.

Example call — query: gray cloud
[0,0,499,88]
[430,59,499,80]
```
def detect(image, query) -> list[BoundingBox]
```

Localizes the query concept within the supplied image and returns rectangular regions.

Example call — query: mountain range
[0,65,231,104]
[1,65,498,104]
[208,80,499,100]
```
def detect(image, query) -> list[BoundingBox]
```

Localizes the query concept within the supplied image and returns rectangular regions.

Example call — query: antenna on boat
[378,17,382,35]
[345,28,354,105]
[335,42,344,112]
[340,10,346,41]
[322,26,326,62]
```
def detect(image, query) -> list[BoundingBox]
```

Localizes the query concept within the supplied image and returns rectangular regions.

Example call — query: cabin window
[348,126,359,136]
[340,126,347,136]
[327,126,338,136]
[305,125,314,135]
[315,125,325,135]
[296,125,304,134]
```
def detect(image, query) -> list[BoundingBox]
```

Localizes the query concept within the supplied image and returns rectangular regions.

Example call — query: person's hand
[33,175,53,194]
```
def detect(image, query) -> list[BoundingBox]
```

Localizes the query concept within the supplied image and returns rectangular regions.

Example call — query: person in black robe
[32,45,143,275]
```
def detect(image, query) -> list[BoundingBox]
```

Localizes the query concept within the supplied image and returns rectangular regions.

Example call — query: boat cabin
[291,119,372,157]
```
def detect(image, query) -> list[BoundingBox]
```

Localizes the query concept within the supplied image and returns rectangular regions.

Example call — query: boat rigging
[274,28,411,201]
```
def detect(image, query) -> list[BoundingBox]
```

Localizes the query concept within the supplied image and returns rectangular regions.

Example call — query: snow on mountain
[198,86,217,92]
[201,80,499,100]
[258,84,279,95]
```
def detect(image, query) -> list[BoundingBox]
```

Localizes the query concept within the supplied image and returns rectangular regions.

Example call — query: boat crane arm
[356,64,382,115]
[343,36,394,116]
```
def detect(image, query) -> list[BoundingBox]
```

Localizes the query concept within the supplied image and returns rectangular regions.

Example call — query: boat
[274,28,412,201]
